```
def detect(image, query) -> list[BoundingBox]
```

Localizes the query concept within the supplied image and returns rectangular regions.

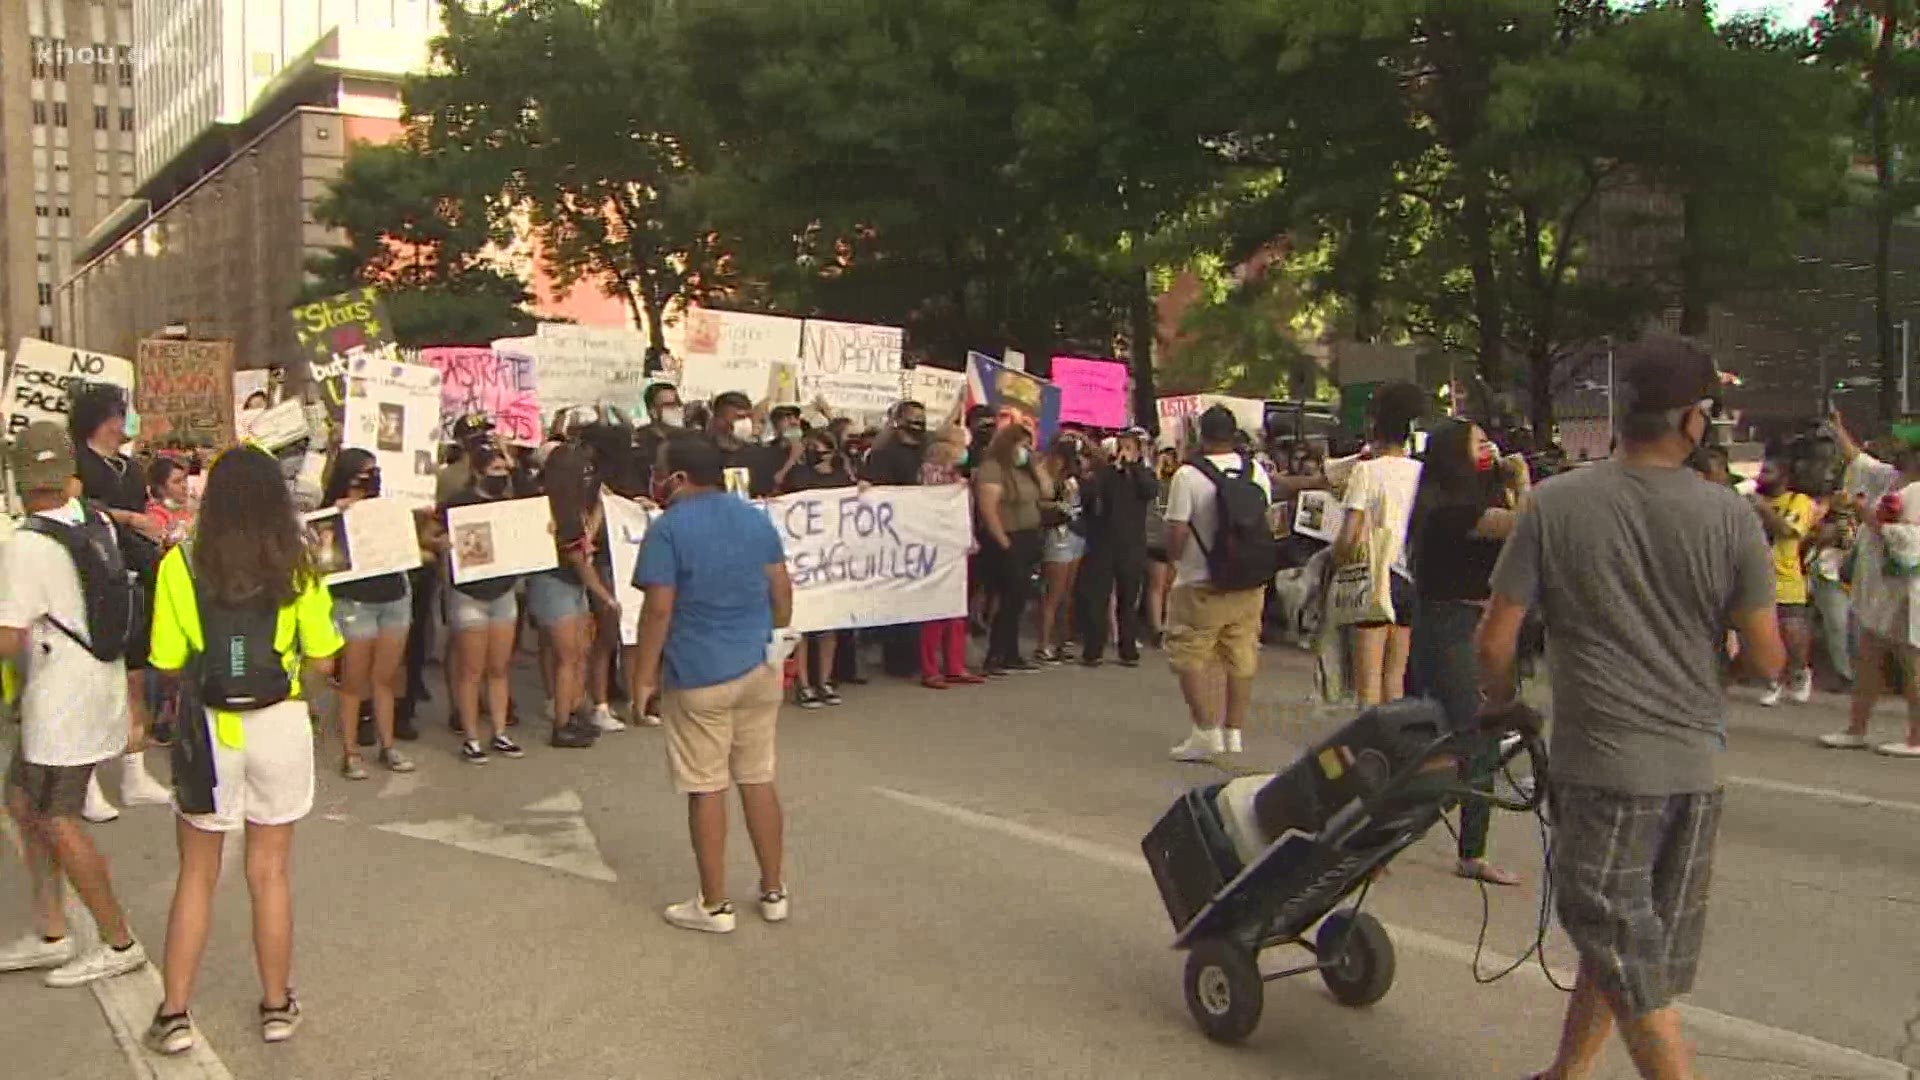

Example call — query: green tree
[306,140,537,348]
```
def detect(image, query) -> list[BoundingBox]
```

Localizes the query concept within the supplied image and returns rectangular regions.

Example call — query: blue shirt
[635,490,785,690]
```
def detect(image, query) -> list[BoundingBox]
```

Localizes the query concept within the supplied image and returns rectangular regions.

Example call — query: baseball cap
[451,413,495,445]
[1617,335,1718,415]
[11,422,76,493]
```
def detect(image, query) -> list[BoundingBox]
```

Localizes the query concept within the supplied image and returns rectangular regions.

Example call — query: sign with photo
[135,339,235,448]
[343,358,443,509]
[1291,489,1346,544]
[965,351,1062,447]
[675,309,805,405]
[303,499,422,586]
[289,288,400,425]
[3,339,135,440]
[447,495,558,584]
[797,319,905,424]
[426,346,541,446]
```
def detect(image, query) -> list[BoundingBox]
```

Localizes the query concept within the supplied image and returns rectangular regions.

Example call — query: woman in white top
[1334,383,1427,706]
[1825,412,1920,757]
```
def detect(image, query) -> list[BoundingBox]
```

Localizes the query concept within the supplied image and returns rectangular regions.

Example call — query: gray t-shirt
[1489,461,1773,795]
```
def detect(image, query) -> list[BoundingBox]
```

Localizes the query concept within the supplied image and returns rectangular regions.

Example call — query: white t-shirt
[1342,455,1423,580]
[1165,453,1275,589]
[0,503,130,767]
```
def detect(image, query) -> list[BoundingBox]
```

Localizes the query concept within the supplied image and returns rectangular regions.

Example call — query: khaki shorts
[662,664,783,795]
[1165,584,1265,679]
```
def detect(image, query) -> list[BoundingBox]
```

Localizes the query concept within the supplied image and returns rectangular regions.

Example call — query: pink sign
[425,346,542,445]
[1050,356,1130,427]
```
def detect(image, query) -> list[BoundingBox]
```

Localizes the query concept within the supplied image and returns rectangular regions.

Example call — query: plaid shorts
[1551,783,1724,1016]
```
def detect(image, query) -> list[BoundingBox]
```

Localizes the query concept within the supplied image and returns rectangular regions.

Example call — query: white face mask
[659,406,685,429]
[732,418,755,442]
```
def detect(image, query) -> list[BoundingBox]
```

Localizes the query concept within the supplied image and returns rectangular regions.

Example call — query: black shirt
[76,444,160,582]
[720,441,783,499]
[860,439,924,487]
[332,572,408,605]
[440,488,522,602]
[1082,461,1159,553]
[1412,503,1503,603]
[783,462,858,494]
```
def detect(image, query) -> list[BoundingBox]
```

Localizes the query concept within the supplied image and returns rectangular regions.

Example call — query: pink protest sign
[424,346,542,445]
[1050,356,1130,427]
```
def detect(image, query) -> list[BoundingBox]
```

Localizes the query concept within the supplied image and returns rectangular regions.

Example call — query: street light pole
[1902,318,1911,417]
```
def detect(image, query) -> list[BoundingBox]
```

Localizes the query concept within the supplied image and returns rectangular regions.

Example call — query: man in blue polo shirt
[632,432,795,934]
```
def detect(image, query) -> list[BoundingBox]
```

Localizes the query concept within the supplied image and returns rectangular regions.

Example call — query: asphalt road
[3,644,1916,1080]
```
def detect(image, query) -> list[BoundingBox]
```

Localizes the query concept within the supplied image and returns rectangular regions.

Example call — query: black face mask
[478,474,511,498]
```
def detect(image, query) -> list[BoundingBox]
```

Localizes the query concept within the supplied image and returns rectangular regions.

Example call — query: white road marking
[374,789,617,882]
[1725,774,1920,817]
[64,904,236,1080]
[873,786,1911,1080]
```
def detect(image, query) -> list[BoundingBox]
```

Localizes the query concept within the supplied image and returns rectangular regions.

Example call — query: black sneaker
[1079,656,1104,669]
[819,683,844,706]
[983,663,1010,678]
[795,687,824,710]
[550,724,597,750]
[394,699,420,742]
[1005,656,1042,673]
[489,735,525,759]
[355,706,377,746]
[460,740,490,765]
[1118,655,1141,668]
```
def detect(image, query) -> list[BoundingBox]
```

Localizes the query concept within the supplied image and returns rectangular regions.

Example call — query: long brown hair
[192,445,312,608]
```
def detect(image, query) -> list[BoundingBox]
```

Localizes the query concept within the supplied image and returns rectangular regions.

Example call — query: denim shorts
[447,588,518,631]
[1043,527,1086,564]
[525,570,589,628]
[333,589,413,642]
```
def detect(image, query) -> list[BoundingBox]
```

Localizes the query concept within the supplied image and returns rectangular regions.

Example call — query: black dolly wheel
[1316,910,1396,1007]
[1183,937,1264,1043]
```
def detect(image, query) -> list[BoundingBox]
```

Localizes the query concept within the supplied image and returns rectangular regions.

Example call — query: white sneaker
[120,755,173,806]
[83,774,119,824]
[1759,683,1783,708]
[0,933,74,972]
[591,705,627,733]
[1874,741,1920,758]
[1788,671,1814,705]
[638,711,664,728]
[1223,729,1244,755]
[759,887,790,923]
[663,896,736,935]
[1818,732,1871,750]
[1170,727,1224,763]
[44,939,147,988]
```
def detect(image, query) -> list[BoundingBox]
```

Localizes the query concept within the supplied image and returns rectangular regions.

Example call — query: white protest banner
[601,492,656,646]
[304,499,423,585]
[797,319,905,424]
[675,309,805,405]
[908,366,967,424]
[4,339,135,440]
[240,398,309,451]
[533,324,649,413]
[344,357,443,508]
[1291,490,1346,544]
[762,483,971,633]
[234,369,271,413]
[448,496,558,584]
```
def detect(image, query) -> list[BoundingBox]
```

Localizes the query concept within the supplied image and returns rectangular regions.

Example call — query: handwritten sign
[304,499,423,585]
[4,339,135,440]
[761,483,972,633]
[798,319,905,423]
[1050,356,1129,428]
[676,309,805,405]
[426,347,540,446]
[602,492,656,646]
[135,339,234,447]
[289,287,399,427]
[447,496,557,583]
[965,351,1061,447]
[344,358,443,508]
[532,324,649,412]
[241,398,310,451]
[907,366,967,425]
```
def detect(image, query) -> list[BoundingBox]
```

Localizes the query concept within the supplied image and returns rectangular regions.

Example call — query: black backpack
[182,555,291,712]
[20,507,134,663]
[1190,453,1282,592]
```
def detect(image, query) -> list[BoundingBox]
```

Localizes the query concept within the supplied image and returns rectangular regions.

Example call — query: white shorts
[177,700,316,833]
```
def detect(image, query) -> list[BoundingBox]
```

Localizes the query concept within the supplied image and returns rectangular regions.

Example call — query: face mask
[732,418,755,442]
[1758,476,1784,496]
[478,474,510,498]
[957,449,970,469]
[782,427,803,444]
[651,472,688,505]
[359,472,383,497]
[659,407,684,429]
[1015,447,1031,468]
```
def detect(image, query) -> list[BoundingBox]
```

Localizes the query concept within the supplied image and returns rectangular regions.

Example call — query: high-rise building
[0,0,142,357]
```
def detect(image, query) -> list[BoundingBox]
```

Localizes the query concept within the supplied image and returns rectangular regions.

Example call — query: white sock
[85,772,116,813]
[1224,729,1243,753]
[1195,725,1224,749]
[594,703,612,719]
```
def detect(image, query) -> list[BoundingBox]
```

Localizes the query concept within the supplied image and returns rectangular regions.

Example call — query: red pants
[919,619,968,679]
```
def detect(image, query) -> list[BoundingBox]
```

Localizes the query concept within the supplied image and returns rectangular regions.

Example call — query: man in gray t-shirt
[1477,336,1783,1080]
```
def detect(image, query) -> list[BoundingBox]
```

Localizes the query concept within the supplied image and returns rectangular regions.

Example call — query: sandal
[341,755,369,781]
[1456,858,1522,887]
[260,993,301,1044]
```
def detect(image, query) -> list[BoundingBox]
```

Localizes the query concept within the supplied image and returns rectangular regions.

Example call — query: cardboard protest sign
[965,351,1062,447]
[241,398,310,451]
[4,339,136,440]
[532,324,649,413]
[1291,490,1345,544]
[135,339,235,447]
[426,347,541,446]
[907,366,967,425]
[289,288,399,427]
[304,499,423,585]
[761,483,972,633]
[601,492,656,646]
[1050,355,1129,428]
[675,309,805,406]
[344,358,443,508]
[447,496,557,584]
[234,369,272,413]
[798,320,905,423]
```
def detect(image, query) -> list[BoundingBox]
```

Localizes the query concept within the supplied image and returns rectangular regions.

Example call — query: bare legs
[1352,624,1412,706]
[1036,558,1079,654]
[160,819,296,1016]
[686,783,785,903]
[334,633,406,764]
[544,614,592,733]
[1144,559,1171,639]
[452,620,517,743]
[1537,959,1696,1080]
[5,787,132,948]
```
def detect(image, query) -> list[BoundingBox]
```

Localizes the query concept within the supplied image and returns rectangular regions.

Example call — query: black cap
[1617,335,1717,415]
